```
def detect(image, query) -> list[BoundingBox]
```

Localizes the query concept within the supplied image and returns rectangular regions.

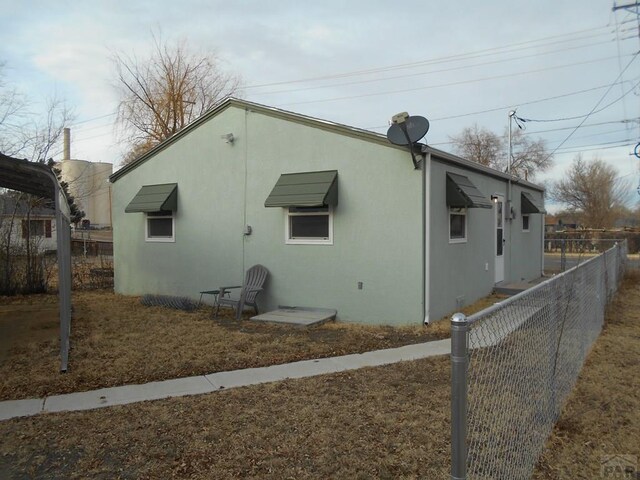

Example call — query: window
[522,214,530,232]
[449,208,467,243]
[145,211,175,242]
[286,206,333,245]
[21,219,52,238]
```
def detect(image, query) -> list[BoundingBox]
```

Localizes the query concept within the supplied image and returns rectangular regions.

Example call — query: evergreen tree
[47,158,85,225]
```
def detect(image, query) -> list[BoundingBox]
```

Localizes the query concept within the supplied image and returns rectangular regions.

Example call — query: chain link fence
[544,237,626,273]
[451,241,627,480]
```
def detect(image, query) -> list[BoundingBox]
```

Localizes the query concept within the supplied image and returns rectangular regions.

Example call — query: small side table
[198,289,221,307]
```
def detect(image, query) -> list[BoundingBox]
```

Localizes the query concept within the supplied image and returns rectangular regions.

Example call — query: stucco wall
[112,103,544,326]
[427,158,544,321]
[112,106,247,297]
[243,109,424,324]
[112,105,425,325]
[510,184,545,282]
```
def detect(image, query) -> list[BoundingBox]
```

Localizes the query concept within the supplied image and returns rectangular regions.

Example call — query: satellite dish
[386,115,430,146]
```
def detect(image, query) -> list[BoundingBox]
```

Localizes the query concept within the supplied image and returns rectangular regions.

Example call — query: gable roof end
[108,98,544,194]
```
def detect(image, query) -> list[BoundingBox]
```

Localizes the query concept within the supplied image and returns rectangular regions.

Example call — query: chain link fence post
[451,312,468,480]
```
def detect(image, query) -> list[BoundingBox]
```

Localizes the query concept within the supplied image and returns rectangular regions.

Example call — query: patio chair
[213,264,269,320]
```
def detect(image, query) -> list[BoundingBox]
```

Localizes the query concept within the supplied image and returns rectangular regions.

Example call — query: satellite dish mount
[386,112,430,169]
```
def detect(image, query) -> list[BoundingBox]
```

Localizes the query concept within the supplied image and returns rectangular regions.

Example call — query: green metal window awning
[521,191,546,214]
[125,183,178,213]
[265,170,338,208]
[446,173,493,209]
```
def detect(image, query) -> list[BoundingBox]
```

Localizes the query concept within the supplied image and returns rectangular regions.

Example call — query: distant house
[109,98,546,326]
[0,195,57,252]
[545,214,580,233]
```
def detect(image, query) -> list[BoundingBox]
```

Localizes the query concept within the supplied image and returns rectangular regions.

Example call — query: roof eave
[109,98,411,183]
[109,98,545,194]
[426,146,545,193]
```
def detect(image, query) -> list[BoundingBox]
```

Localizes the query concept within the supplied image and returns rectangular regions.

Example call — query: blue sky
[1,0,639,210]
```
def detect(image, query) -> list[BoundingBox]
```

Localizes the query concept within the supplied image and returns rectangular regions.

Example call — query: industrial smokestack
[63,128,71,161]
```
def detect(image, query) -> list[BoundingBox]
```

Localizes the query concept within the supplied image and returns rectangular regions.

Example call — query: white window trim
[285,206,333,245]
[449,208,467,244]
[145,212,175,243]
[522,214,530,232]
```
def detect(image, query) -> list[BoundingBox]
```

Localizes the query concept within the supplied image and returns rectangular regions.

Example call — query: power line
[515,75,640,123]
[544,126,637,141]
[553,142,636,155]
[536,51,640,161]
[253,39,615,97]
[429,81,635,123]
[516,118,640,136]
[277,55,627,108]
[72,121,114,134]
[62,28,614,129]
[243,25,612,89]
[69,111,116,127]
[417,123,637,148]
[365,85,638,130]
[553,137,636,151]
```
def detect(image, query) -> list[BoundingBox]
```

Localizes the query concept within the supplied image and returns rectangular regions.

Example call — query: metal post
[53,180,72,372]
[508,111,513,177]
[507,111,515,223]
[451,312,469,480]
[560,239,566,272]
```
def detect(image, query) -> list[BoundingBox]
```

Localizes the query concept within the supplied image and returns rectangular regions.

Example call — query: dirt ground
[0,273,636,479]
[1,289,482,400]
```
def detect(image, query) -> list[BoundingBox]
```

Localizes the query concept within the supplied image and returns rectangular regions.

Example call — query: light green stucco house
[109,98,545,326]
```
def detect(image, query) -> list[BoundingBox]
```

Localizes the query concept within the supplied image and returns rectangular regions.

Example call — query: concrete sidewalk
[0,338,450,421]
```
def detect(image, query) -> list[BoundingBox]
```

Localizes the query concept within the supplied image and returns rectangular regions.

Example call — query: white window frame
[145,211,175,243]
[449,208,467,244]
[285,206,333,245]
[522,214,530,232]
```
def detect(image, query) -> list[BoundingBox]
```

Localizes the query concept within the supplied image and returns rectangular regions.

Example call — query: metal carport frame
[0,153,72,372]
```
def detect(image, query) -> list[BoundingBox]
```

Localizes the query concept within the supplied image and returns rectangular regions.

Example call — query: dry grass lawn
[0,356,452,479]
[532,269,640,479]
[0,273,637,479]
[0,290,457,401]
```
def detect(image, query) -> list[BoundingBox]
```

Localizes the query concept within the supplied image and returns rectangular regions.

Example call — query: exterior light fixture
[221,133,234,145]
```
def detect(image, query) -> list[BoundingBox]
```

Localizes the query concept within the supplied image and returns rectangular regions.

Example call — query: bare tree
[22,96,74,162]
[0,63,74,161]
[449,124,502,168]
[0,62,76,293]
[113,34,242,163]
[508,128,552,180]
[450,123,552,180]
[0,62,28,156]
[551,155,630,228]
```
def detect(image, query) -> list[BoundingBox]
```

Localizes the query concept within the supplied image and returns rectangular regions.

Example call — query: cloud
[0,0,635,178]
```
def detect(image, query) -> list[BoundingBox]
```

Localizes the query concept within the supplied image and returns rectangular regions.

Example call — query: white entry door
[495,194,505,283]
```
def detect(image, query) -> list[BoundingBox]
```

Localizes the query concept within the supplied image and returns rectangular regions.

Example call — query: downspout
[242,109,249,275]
[423,151,431,325]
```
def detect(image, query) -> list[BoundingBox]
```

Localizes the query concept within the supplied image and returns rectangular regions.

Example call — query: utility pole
[612,1,640,12]
[613,2,640,43]
[613,2,640,194]
[507,110,516,222]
